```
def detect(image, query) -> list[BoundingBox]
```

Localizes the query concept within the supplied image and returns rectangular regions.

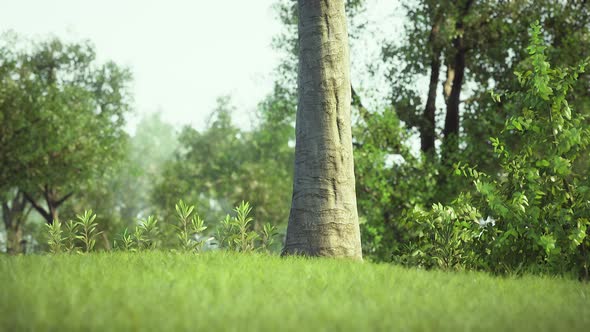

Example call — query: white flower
[477,216,496,228]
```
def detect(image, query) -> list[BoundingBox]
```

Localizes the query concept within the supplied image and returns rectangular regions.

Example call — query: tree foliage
[397,23,590,277]
[359,0,590,269]
[152,95,294,233]
[0,34,132,225]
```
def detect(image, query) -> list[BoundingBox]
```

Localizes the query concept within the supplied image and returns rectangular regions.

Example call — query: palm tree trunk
[282,0,362,259]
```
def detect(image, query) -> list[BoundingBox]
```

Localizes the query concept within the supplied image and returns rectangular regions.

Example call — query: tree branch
[23,192,52,224]
[55,192,74,208]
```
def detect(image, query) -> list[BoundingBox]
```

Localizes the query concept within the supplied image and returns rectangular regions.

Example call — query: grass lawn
[1,251,588,331]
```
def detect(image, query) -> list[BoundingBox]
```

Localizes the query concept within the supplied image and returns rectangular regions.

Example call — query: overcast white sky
[1,0,400,133]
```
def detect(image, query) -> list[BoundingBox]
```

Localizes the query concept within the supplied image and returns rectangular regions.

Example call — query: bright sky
[1,0,400,133]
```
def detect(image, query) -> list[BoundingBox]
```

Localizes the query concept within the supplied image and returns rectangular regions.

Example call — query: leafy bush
[259,222,279,253]
[216,201,280,253]
[49,200,277,254]
[174,200,207,251]
[45,220,64,254]
[63,220,78,253]
[396,22,590,278]
[217,201,259,252]
[44,210,102,254]
[76,210,102,253]
[395,199,481,270]
[353,106,444,261]
[119,228,134,251]
[137,216,161,250]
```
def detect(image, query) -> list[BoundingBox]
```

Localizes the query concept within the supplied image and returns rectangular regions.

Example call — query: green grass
[1,251,589,331]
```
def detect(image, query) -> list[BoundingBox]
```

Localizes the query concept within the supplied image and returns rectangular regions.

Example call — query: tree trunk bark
[2,191,28,254]
[442,0,473,162]
[6,225,24,255]
[443,64,455,103]
[442,43,464,162]
[45,187,61,223]
[421,20,442,154]
[443,44,465,145]
[282,0,362,259]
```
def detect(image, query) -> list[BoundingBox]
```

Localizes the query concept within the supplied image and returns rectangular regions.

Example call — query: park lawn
[0,251,588,331]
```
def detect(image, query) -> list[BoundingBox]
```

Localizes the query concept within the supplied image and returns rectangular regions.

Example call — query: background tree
[0,191,31,254]
[151,96,294,243]
[0,34,132,251]
[357,0,590,261]
[58,112,178,249]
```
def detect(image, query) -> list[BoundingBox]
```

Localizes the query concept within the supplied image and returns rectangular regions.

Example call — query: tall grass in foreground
[0,251,589,331]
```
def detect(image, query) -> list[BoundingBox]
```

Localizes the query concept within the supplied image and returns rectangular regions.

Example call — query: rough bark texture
[443,43,465,150]
[282,0,362,259]
[421,20,442,154]
[6,226,24,254]
[2,192,28,254]
[442,0,473,162]
[443,65,455,103]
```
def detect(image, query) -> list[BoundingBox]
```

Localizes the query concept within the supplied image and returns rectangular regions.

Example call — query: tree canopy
[0,34,132,224]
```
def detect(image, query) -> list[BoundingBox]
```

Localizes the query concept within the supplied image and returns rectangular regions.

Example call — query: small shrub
[136,216,160,250]
[47,201,276,255]
[217,201,259,252]
[259,223,279,252]
[75,210,102,253]
[45,219,64,254]
[233,201,259,252]
[117,228,135,251]
[217,214,235,250]
[174,200,207,252]
[64,220,79,253]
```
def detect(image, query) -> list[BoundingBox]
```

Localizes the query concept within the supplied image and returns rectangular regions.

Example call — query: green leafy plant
[133,226,145,250]
[259,223,278,252]
[45,219,64,254]
[175,200,207,252]
[400,22,590,277]
[465,22,590,276]
[75,210,102,253]
[137,216,160,250]
[396,197,482,270]
[233,201,259,252]
[217,214,235,250]
[64,220,79,253]
[115,228,135,251]
[217,201,259,252]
